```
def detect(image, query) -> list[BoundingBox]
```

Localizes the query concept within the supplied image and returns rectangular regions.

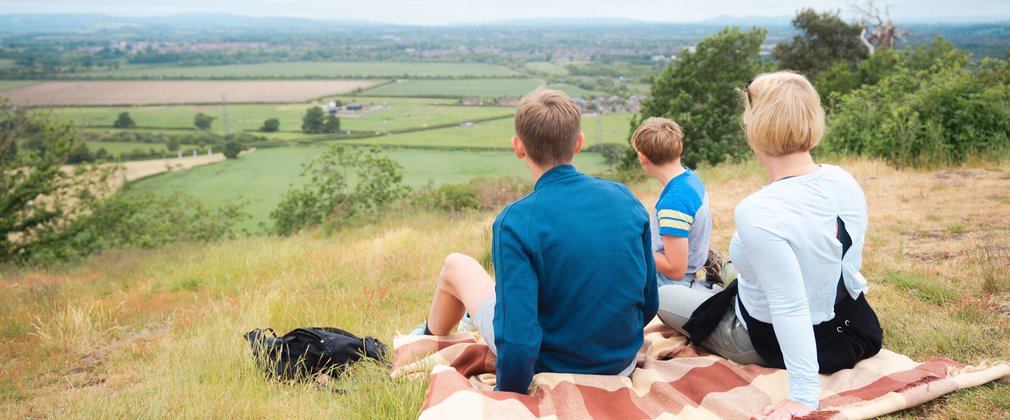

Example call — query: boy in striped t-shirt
[632,117,716,292]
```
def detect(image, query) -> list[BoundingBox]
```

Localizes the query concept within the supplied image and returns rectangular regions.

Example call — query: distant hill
[0,13,384,32]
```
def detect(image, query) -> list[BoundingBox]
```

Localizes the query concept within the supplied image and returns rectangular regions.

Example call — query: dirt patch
[5,80,375,106]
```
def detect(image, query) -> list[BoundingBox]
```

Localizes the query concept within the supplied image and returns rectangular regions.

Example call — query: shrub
[27,191,247,264]
[824,38,1010,167]
[223,141,242,159]
[271,146,409,235]
[113,111,136,129]
[261,117,280,132]
[194,113,214,130]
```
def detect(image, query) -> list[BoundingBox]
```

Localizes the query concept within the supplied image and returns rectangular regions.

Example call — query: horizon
[1,0,1009,26]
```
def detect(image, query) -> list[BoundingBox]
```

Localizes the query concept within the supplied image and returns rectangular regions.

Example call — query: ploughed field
[2,80,376,106]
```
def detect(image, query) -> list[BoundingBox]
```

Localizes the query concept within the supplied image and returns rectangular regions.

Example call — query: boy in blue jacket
[414,88,657,394]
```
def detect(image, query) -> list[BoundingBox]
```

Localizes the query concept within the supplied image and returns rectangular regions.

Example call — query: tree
[95,147,109,160]
[301,107,325,134]
[194,113,214,130]
[1,106,114,262]
[113,111,136,129]
[773,9,868,77]
[223,140,242,159]
[854,0,904,55]
[632,27,769,167]
[323,114,340,134]
[167,137,180,152]
[260,117,280,133]
[65,143,95,164]
[824,38,1009,167]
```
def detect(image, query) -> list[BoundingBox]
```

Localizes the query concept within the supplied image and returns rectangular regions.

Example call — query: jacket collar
[534,164,579,190]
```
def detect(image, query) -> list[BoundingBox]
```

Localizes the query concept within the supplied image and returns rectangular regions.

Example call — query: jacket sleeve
[735,205,820,408]
[492,213,542,394]
[640,217,659,324]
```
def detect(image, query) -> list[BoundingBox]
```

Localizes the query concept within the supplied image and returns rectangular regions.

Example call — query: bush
[409,177,530,214]
[824,40,1010,167]
[223,141,242,159]
[271,146,409,235]
[113,111,136,129]
[26,191,247,264]
[261,117,280,132]
[584,143,628,167]
[194,113,214,130]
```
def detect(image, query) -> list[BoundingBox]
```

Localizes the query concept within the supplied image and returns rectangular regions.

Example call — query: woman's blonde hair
[741,71,824,156]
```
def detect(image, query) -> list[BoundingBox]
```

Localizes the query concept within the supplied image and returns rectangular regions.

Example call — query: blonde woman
[656,71,883,419]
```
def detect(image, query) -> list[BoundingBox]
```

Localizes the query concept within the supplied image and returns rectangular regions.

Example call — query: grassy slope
[80,62,520,78]
[2,158,1007,418]
[124,146,611,233]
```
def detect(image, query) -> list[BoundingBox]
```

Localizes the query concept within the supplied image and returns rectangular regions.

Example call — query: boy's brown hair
[631,117,683,165]
[514,88,582,166]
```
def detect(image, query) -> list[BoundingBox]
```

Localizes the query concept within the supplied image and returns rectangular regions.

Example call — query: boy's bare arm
[654,236,688,280]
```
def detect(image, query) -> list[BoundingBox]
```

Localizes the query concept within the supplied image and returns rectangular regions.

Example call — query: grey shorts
[472,296,637,376]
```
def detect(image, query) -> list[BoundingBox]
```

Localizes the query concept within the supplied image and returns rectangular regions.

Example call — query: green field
[362,78,545,98]
[127,146,610,232]
[347,112,634,148]
[551,83,606,98]
[80,62,521,79]
[51,97,512,137]
[524,61,569,76]
[0,80,37,91]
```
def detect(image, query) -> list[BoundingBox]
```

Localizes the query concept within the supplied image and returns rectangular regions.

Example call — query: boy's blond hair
[631,117,684,165]
[514,88,582,166]
[742,71,825,156]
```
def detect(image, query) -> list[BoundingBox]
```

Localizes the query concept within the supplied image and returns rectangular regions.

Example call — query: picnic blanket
[392,318,1010,419]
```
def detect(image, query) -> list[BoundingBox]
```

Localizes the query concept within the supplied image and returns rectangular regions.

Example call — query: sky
[1,0,1008,25]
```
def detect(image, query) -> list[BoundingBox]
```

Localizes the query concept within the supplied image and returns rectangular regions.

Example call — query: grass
[80,61,521,79]
[524,61,569,77]
[549,83,606,98]
[361,78,545,98]
[0,80,37,91]
[346,112,634,148]
[1,157,1007,418]
[47,97,511,138]
[124,146,611,233]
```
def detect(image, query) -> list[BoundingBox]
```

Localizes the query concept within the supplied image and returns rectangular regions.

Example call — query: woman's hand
[762,399,815,419]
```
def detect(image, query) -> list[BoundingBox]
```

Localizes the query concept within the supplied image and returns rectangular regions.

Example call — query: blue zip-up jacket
[491,164,658,393]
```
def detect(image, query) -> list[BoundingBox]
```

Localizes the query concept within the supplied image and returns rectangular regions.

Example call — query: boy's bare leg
[426,253,495,335]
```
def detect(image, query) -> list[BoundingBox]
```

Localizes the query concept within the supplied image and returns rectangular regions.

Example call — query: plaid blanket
[392,319,1010,419]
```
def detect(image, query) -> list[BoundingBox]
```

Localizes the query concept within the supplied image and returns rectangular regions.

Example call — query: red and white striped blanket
[392,319,1010,419]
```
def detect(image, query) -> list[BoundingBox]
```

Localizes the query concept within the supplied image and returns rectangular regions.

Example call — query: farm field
[53,98,511,136]
[550,83,606,98]
[347,112,634,148]
[0,80,37,91]
[524,61,570,76]
[79,61,521,79]
[125,146,611,232]
[3,80,376,106]
[362,78,545,97]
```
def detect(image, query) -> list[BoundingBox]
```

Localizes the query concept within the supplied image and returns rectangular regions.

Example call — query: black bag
[243,327,387,380]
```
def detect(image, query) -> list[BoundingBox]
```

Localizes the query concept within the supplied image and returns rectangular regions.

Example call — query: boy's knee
[440,253,473,281]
